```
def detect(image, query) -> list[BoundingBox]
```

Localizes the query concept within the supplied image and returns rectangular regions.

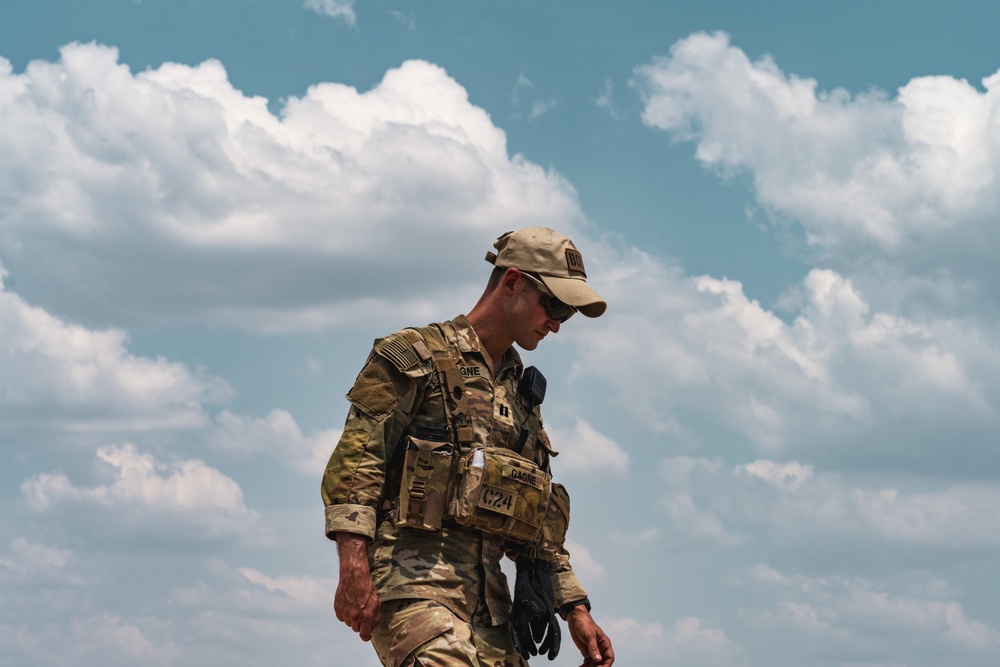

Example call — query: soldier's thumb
[587,638,602,662]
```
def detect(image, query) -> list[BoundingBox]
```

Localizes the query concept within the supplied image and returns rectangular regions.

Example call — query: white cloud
[665,457,1000,550]
[0,559,358,667]
[236,568,336,613]
[0,275,229,438]
[4,32,1000,667]
[573,244,1000,474]
[0,45,583,332]
[741,566,1000,655]
[563,539,606,583]
[608,616,746,666]
[738,460,813,489]
[0,538,78,584]
[0,613,178,667]
[548,418,629,476]
[303,0,356,26]
[633,31,1000,317]
[71,614,168,662]
[847,485,1000,545]
[510,72,560,121]
[658,455,726,489]
[210,409,338,476]
[163,561,379,666]
[529,98,559,121]
[653,457,746,547]
[21,444,263,541]
[610,527,661,547]
[659,491,746,547]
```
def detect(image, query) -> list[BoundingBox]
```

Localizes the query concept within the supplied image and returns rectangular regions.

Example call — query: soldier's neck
[466,307,511,372]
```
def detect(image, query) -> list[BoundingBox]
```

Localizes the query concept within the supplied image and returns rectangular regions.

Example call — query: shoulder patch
[401,329,433,362]
[372,329,425,371]
[376,337,419,371]
[347,355,410,419]
[371,330,433,384]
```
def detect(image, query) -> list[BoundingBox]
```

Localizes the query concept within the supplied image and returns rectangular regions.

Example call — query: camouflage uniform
[322,315,587,667]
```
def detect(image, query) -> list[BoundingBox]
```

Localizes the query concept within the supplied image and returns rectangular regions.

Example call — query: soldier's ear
[500,268,522,296]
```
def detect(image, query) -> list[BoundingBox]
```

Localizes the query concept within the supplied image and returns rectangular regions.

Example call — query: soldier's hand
[566,606,614,667]
[334,533,382,641]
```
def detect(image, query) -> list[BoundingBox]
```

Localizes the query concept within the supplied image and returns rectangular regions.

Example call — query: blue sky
[3,2,1000,666]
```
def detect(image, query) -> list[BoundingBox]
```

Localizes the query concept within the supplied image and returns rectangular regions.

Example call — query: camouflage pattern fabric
[322,315,587,627]
[372,599,527,667]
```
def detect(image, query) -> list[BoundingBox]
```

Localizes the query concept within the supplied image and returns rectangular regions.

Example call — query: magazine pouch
[397,436,455,531]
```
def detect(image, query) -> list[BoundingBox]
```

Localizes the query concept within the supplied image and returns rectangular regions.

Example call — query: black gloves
[511,556,561,661]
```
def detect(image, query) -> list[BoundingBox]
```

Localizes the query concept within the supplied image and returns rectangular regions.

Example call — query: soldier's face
[520,272,576,324]
[510,276,563,350]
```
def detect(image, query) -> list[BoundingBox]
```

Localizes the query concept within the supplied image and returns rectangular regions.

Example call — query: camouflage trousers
[371,599,528,667]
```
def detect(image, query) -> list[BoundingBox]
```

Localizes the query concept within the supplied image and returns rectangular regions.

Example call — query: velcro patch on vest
[460,365,482,378]
[494,398,514,426]
[377,337,420,371]
[478,484,518,516]
[565,248,586,277]
[502,464,546,490]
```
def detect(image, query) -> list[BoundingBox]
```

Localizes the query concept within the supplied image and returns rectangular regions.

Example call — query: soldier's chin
[515,337,540,351]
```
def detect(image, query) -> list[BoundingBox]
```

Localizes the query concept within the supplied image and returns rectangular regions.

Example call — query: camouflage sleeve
[550,550,589,607]
[321,332,430,540]
[543,483,589,607]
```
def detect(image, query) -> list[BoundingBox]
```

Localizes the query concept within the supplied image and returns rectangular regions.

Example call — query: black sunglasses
[521,272,576,323]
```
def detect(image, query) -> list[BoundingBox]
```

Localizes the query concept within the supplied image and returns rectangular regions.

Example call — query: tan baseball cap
[485,227,607,318]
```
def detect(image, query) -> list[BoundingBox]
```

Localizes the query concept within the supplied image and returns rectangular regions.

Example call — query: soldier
[322,227,615,666]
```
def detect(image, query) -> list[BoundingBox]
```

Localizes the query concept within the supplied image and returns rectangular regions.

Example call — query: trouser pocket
[372,600,455,667]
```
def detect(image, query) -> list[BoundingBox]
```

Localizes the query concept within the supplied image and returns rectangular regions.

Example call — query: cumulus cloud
[0,588,179,667]
[657,456,745,547]
[210,409,339,475]
[741,565,1000,657]
[0,559,357,667]
[0,274,229,440]
[607,616,746,666]
[162,561,379,666]
[4,614,178,667]
[739,460,813,490]
[573,245,1000,474]
[563,539,606,583]
[1,266,340,482]
[661,455,1000,551]
[633,31,1000,318]
[548,418,630,476]
[0,45,583,332]
[0,538,80,585]
[6,33,1000,667]
[236,568,336,613]
[659,491,746,547]
[21,444,263,542]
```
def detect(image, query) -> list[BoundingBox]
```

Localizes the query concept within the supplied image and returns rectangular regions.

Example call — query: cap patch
[565,248,586,277]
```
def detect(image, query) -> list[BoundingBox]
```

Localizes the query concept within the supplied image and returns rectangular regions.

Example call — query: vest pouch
[397,436,454,531]
[533,482,570,561]
[450,447,552,543]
